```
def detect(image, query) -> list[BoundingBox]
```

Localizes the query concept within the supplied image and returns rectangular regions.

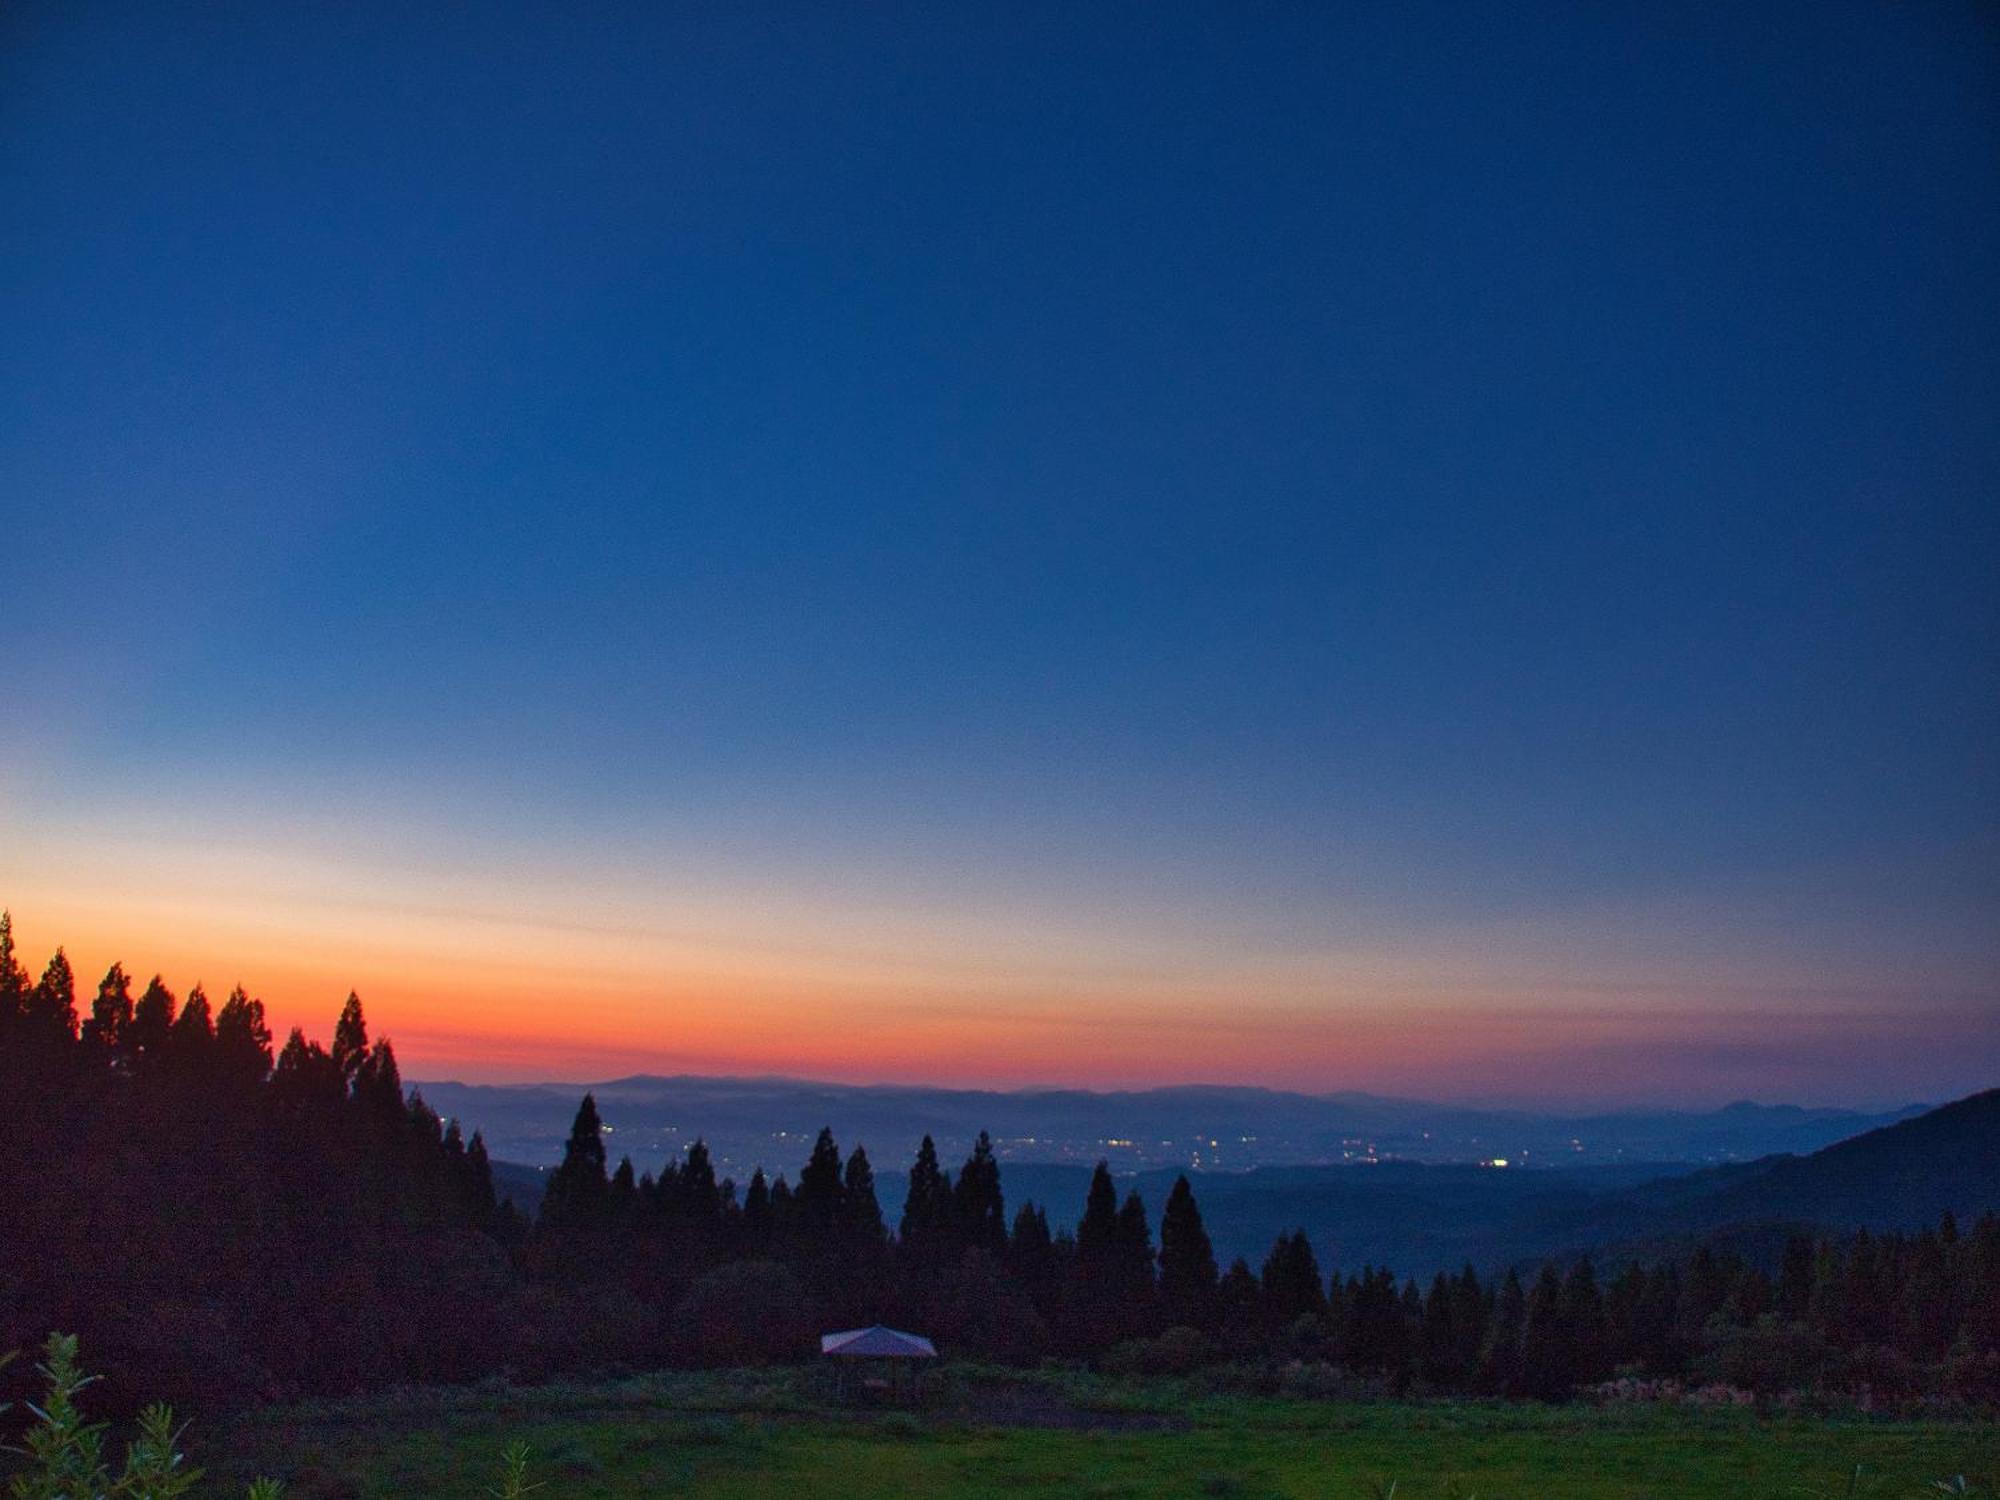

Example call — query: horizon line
[404,1066,1941,1120]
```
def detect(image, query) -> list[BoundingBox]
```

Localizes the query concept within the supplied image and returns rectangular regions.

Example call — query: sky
[2,2,1996,1108]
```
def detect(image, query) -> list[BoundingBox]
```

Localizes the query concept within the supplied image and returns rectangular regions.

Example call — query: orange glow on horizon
[4,890,1980,1108]
[3,791,1989,1108]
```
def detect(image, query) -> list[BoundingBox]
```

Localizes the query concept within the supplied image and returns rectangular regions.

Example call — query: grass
[201,1368,2000,1500]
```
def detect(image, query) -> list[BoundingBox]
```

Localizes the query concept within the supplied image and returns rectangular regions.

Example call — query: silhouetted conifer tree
[171,982,215,1056]
[464,1129,497,1220]
[1008,1200,1057,1311]
[677,1139,723,1261]
[796,1127,846,1241]
[127,974,175,1060]
[1261,1231,1326,1330]
[1114,1190,1157,1303]
[1218,1257,1261,1340]
[273,1026,341,1104]
[841,1145,886,1248]
[332,991,369,1093]
[355,1038,402,1117]
[81,962,133,1060]
[609,1156,638,1224]
[26,948,78,1045]
[214,985,274,1080]
[742,1167,773,1253]
[953,1131,1007,1256]
[539,1093,610,1231]
[899,1135,954,1265]
[1075,1161,1120,1273]
[1158,1175,1219,1330]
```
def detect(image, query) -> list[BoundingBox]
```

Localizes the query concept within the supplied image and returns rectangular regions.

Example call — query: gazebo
[819,1324,938,1403]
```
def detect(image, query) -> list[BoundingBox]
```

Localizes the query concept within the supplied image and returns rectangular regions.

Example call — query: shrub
[3,1334,281,1500]
[1102,1327,1216,1377]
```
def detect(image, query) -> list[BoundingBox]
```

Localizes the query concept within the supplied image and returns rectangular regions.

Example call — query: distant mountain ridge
[413,1070,1926,1182]
[1536,1086,2000,1262]
[477,1087,1996,1279]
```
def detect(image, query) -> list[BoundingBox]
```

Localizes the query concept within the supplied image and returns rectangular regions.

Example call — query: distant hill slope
[1534,1087,2000,1263]
[1669,1086,1998,1225]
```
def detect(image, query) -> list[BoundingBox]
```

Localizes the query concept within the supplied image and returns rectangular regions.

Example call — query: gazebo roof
[819,1324,938,1358]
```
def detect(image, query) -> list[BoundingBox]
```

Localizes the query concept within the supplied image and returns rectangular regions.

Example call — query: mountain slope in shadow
[1530,1086,2000,1264]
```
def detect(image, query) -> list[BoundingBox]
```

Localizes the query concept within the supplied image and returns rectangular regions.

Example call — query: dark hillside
[1534,1088,2000,1261]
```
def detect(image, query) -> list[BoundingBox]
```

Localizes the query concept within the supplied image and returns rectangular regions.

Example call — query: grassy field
[204,1368,1999,1500]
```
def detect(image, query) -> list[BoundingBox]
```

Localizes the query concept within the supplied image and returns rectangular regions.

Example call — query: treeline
[3,916,1997,1413]
[526,1090,2000,1405]
[0,919,514,1409]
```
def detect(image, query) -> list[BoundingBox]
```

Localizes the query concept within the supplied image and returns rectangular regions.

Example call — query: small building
[819,1324,938,1402]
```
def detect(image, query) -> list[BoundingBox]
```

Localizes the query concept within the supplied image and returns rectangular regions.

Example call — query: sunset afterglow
[3,2,1994,1109]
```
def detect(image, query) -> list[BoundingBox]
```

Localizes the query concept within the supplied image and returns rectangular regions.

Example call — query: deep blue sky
[2,3,1995,1103]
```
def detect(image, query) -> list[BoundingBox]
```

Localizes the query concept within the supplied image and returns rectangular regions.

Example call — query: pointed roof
[819,1324,938,1358]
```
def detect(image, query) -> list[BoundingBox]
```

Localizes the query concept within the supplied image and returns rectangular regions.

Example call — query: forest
[3,914,1996,1416]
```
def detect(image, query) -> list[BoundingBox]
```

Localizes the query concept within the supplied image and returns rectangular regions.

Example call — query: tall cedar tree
[331,992,369,1092]
[741,1168,773,1253]
[82,962,132,1060]
[953,1131,1007,1256]
[1075,1161,1120,1274]
[899,1135,954,1264]
[841,1146,886,1248]
[128,974,175,1059]
[1158,1174,1220,1330]
[214,984,274,1079]
[540,1092,610,1230]
[1114,1191,1156,1307]
[1007,1201,1057,1310]
[172,983,215,1053]
[796,1127,846,1243]
[1219,1257,1262,1334]
[27,948,77,1044]
[1261,1230,1326,1330]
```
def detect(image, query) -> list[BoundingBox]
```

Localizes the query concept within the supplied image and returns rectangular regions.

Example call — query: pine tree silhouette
[1158,1175,1219,1330]
[170,982,215,1055]
[953,1131,1007,1256]
[841,1145,886,1248]
[540,1093,610,1231]
[81,962,132,1060]
[127,974,176,1061]
[26,948,78,1045]
[899,1134,954,1265]
[214,985,274,1080]
[331,992,369,1093]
